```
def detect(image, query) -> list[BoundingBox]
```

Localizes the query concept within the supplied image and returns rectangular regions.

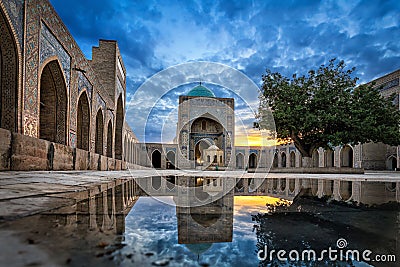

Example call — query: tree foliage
[258,58,400,158]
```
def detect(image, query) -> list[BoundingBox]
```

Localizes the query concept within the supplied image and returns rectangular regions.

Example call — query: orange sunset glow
[234,128,281,147]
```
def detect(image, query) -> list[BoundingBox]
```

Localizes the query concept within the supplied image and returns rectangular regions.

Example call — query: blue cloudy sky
[49,0,400,143]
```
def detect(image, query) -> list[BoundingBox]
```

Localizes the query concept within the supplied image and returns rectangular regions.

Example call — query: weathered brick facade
[0,0,137,170]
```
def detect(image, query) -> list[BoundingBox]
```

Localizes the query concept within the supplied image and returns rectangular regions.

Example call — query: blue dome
[187,85,215,97]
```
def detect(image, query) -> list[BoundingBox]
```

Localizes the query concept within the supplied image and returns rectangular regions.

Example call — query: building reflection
[1,179,139,266]
[176,190,234,245]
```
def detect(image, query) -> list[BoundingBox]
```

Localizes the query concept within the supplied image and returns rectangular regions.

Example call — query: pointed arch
[106,120,113,158]
[0,7,18,132]
[340,145,353,167]
[115,94,124,160]
[95,109,104,155]
[166,150,176,169]
[249,153,257,168]
[124,135,128,161]
[281,152,287,168]
[312,149,319,167]
[273,153,278,168]
[325,149,334,167]
[77,91,90,150]
[386,156,397,171]
[151,149,162,168]
[290,151,296,167]
[39,59,67,144]
[236,153,244,169]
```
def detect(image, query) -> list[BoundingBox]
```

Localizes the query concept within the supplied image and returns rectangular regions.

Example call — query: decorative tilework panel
[23,113,37,137]
[236,150,245,155]
[69,131,76,148]
[40,22,71,91]
[78,72,92,101]
[0,7,18,132]
[1,0,24,50]
[250,149,258,154]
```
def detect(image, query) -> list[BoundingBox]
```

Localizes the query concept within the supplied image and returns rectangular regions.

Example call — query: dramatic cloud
[50,0,400,142]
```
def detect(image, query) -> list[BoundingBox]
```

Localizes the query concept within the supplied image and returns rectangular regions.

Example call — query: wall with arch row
[0,0,139,170]
[129,140,399,171]
[231,142,398,171]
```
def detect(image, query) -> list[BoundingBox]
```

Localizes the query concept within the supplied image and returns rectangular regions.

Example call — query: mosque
[0,0,399,172]
[135,70,400,171]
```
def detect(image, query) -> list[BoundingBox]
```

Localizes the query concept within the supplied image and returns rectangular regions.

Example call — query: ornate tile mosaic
[1,0,24,50]
[40,22,71,91]
[78,72,92,101]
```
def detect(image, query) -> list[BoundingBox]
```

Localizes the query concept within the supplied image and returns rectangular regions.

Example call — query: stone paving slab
[0,169,399,222]
[0,183,84,199]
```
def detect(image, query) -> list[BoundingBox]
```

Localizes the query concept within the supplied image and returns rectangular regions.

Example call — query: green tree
[258,59,400,166]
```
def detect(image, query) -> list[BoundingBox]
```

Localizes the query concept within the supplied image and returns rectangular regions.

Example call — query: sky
[49,0,400,144]
[124,195,280,265]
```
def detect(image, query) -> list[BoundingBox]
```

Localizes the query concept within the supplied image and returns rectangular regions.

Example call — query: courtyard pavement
[0,169,399,221]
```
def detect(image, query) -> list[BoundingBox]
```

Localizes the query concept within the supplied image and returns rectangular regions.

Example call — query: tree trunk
[302,157,312,168]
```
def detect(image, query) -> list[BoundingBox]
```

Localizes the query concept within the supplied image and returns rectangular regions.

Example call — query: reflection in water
[0,177,399,266]
[0,180,138,266]
[253,197,400,266]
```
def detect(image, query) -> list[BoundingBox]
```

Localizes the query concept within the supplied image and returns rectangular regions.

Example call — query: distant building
[135,73,400,171]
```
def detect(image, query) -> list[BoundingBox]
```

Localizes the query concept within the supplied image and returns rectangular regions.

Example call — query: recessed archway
[339,181,352,201]
[39,60,67,144]
[312,149,319,167]
[290,151,296,167]
[190,116,223,162]
[151,150,162,168]
[281,152,287,168]
[249,153,257,169]
[280,178,286,191]
[236,153,244,169]
[115,95,124,160]
[124,135,128,161]
[106,120,113,158]
[340,145,353,167]
[0,8,18,132]
[325,149,334,167]
[166,151,176,169]
[386,156,397,171]
[273,153,278,168]
[95,109,104,155]
[77,92,90,150]
[289,179,295,193]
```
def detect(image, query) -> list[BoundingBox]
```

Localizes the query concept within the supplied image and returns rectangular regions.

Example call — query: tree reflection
[252,197,399,266]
